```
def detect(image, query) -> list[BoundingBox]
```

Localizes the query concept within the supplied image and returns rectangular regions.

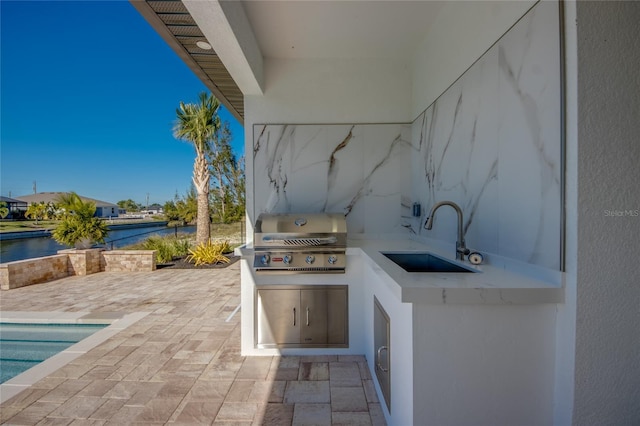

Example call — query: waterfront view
[1,2,246,267]
[0,224,196,263]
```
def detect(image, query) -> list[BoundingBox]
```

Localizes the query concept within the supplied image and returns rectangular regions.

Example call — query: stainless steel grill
[253,213,347,273]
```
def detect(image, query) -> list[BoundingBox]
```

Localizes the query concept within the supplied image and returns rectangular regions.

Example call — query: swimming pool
[0,323,108,384]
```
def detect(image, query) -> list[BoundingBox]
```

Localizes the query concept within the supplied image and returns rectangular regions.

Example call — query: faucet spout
[424,201,469,261]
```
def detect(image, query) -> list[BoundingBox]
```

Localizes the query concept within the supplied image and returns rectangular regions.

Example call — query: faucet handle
[457,246,471,255]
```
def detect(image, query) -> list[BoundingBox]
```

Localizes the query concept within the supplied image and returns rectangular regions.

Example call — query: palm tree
[26,202,47,224]
[52,192,108,248]
[174,92,221,244]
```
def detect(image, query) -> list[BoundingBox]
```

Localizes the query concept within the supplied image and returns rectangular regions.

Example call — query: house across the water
[15,192,120,218]
[0,196,28,219]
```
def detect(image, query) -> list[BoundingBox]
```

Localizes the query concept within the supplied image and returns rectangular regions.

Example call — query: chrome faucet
[424,201,470,261]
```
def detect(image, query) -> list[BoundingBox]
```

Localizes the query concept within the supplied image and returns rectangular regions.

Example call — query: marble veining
[411,1,561,269]
[411,45,501,257]
[411,2,561,269]
[253,123,411,234]
[251,2,561,270]
[496,1,562,268]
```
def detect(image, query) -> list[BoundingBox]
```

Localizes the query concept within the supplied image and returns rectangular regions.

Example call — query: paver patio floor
[0,263,385,425]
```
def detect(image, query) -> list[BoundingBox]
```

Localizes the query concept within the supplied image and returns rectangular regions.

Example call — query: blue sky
[1,1,244,206]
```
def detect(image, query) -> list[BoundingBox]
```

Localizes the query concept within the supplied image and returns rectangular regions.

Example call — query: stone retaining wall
[101,250,156,272]
[0,250,157,290]
[0,255,69,290]
[61,248,103,276]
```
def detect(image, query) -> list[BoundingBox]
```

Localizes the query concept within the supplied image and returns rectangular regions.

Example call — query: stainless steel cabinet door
[300,289,329,344]
[374,296,391,412]
[256,285,348,348]
[257,289,300,346]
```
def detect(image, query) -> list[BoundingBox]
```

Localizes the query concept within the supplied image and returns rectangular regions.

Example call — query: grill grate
[283,238,330,246]
[261,236,338,246]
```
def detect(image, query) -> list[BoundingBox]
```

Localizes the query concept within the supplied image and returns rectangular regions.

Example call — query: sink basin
[381,252,477,273]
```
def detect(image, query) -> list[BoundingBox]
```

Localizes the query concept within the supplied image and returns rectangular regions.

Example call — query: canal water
[0,225,196,264]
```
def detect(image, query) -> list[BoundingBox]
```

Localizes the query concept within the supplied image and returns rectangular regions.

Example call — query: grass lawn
[0,218,169,233]
[0,220,59,232]
[1,220,245,248]
[210,222,244,240]
[124,222,244,249]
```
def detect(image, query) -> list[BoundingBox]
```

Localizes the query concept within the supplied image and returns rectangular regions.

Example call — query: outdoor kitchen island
[239,237,564,426]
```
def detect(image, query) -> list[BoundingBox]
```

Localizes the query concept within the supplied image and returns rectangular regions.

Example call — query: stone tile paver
[283,381,330,404]
[369,402,387,426]
[173,400,222,424]
[215,401,259,422]
[363,379,380,403]
[330,386,369,412]
[292,403,332,425]
[332,411,373,426]
[298,362,329,381]
[329,361,363,387]
[260,403,294,425]
[0,265,385,425]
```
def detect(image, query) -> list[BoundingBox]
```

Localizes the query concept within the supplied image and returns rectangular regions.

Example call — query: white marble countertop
[237,238,564,305]
[351,239,564,304]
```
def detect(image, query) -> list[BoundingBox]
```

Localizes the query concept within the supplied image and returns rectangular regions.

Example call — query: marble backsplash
[409,1,561,269]
[253,123,412,234]
[252,1,561,269]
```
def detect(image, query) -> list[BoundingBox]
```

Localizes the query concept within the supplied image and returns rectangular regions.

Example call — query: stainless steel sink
[381,252,477,273]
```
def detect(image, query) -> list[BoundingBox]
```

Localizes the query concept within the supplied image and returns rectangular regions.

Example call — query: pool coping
[0,311,149,404]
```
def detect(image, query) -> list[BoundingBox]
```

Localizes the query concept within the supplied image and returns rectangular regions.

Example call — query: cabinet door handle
[376,346,389,372]
[306,307,310,326]
[293,308,296,326]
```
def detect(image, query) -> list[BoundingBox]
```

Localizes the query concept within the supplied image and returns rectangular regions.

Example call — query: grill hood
[253,213,347,273]
[255,213,346,234]
[254,213,347,249]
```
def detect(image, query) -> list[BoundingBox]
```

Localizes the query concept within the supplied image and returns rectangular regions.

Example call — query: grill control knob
[260,254,270,265]
[328,255,338,265]
[283,255,292,265]
[305,255,315,265]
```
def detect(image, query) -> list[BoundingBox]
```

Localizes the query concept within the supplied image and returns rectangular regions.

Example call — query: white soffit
[184,0,265,95]
[241,0,445,60]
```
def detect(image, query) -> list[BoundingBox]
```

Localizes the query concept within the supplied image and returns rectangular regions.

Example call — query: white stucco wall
[573,2,640,424]
[413,304,557,425]
[246,58,411,124]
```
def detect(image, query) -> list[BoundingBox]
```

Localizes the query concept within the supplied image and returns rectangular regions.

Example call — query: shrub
[213,239,232,254]
[142,235,191,263]
[186,240,230,266]
[52,215,109,248]
[171,238,192,257]
[51,193,109,248]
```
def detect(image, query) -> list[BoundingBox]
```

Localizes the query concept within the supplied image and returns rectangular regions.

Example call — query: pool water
[0,323,107,383]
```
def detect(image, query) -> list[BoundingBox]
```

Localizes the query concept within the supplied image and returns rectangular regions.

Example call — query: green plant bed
[123,226,243,266]
[125,235,192,264]
[156,254,239,269]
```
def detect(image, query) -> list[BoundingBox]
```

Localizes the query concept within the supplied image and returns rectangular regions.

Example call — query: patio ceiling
[131,1,445,124]
[243,1,443,60]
